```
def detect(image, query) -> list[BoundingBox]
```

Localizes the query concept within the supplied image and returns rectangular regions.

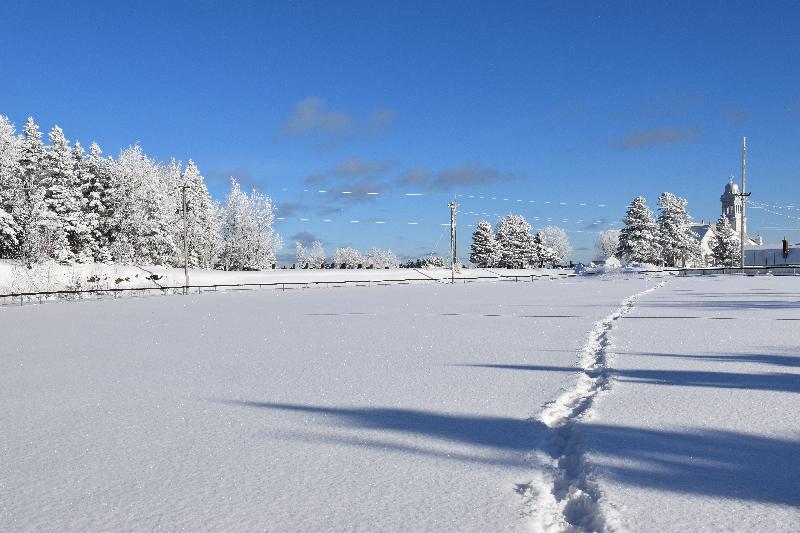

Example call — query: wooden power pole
[448,198,458,284]
[738,137,751,269]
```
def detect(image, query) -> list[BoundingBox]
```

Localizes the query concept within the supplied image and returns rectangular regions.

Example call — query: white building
[745,241,800,266]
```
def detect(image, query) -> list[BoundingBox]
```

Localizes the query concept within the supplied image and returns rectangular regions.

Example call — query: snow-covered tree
[219,178,281,270]
[616,196,660,264]
[495,214,535,268]
[0,116,21,257]
[112,145,177,265]
[539,226,571,265]
[595,229,621,258]
[15,117,50,265]
[178,159,219,268]
[657,192,700,267]
[80,142,114,262]
[40,126,82,263]
[710,216,741,267]
[333,247,363,268]
[533,231,559,267]
[367,248,399,269]
[469,220,499,267]
[305,241,326,268]
[295,241,307,267]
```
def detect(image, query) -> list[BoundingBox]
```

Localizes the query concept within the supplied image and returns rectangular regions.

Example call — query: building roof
[690,224,714,241]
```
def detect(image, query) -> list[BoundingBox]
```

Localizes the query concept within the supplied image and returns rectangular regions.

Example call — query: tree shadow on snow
[215,399,800,507]
[455,363,800,394]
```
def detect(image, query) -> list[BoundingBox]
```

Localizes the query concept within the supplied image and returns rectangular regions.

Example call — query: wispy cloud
[396,164,513,191]
[276,202,309,217]
[722,108,747,124]
[787,99,800,112]
[290,231,321,247]
[280,97,395,142]
[334,157,393,178]
[615,126,700,149]
[282,97,353,137]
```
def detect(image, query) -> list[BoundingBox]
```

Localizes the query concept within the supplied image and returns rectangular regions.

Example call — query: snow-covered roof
[689,224,713,241]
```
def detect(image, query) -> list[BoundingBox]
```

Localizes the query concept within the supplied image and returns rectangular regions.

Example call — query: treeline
[294,242,400,269]
[615,193,740,267]
[0,116,281,269]
[469,214,571,268]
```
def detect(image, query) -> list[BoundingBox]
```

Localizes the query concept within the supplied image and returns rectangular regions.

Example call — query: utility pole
[448,198,458,284]
[180,185,190,294]
[737,137,751,269]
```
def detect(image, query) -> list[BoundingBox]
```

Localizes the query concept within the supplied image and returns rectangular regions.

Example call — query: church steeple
[720,176,745,235]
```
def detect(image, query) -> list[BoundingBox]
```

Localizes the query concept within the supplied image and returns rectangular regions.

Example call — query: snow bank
[0,260,573,297]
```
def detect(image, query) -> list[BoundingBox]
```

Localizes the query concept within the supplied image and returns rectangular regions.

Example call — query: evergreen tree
[495,214,535,268]
[616,196,660,264]
[469,220,499,267]
[657,192,700,267]
[0,116,21,257]
[179,160,219,268]
[711,216,741,267]
[81,142,114,262]
[15,117,50,265]
[69,141,97,262]
[41,126,80,263]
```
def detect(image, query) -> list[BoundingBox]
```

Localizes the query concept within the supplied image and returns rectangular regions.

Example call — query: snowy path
[581,276,800,531]
[0,277,654,531]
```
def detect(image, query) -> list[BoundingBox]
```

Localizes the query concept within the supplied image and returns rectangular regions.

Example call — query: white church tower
[721,177,745,235]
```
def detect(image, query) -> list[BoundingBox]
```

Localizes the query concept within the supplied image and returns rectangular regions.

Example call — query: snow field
[582,275,800,531]
[0,276,653,531]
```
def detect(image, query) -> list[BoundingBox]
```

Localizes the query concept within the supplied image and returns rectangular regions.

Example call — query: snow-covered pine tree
[15,117,50,265]
[179,159,219,269]
[69,141,97,263]
[495,214,535,268]
[333,247,362,268]
[81,142,114,263]
[539,226,571,265]
[657,192,700,267]
[0,116,21,257]
[469,220,499,267]
[710,215,741,267]
[595,229,621,258]
[40,126,80,263]
[616,196,660,264]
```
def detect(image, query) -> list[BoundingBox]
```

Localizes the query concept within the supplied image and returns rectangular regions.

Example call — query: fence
[0,270,580,307]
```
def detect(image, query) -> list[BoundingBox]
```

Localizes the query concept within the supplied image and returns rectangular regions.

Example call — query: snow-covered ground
[1,273,798,531]
[582,275,800,531]
[0,260,572,297]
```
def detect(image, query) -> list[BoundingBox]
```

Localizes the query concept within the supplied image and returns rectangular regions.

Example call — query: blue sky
[2,1,799,262]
